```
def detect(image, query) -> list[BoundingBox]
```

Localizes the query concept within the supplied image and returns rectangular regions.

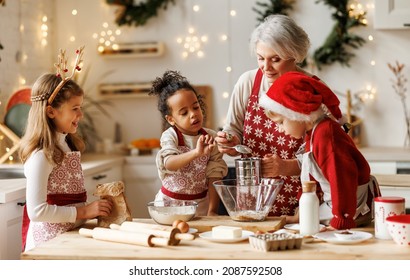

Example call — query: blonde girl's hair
[19,73,85,165]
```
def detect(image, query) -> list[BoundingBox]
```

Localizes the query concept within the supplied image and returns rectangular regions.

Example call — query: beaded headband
[31,46,84,103]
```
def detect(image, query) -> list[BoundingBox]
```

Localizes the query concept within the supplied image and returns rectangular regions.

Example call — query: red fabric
[265,71,342,120]
[21,191,86,252]
[306,118,370,229]
[242,69,304,216]
[160,186,208,200]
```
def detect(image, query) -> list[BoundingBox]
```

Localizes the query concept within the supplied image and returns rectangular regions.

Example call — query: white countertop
[0,153,124,204]
[360,146,410,162]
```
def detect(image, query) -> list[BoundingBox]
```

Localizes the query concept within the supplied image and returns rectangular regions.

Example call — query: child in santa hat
[259,71,381,230]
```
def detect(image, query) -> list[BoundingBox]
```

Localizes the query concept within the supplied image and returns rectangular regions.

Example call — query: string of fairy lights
[2,0,379,163]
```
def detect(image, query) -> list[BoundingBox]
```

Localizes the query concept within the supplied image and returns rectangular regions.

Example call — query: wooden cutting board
[187,216,285,233]
[133,216,285,233]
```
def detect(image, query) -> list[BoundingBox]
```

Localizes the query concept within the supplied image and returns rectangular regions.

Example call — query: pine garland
[253,0,295,22]
[313,0,366,69]
[106,0,175,27]
[253,0,366,70]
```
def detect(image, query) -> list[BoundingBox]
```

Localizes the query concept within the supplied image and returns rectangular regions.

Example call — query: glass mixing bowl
[213,179,283,222]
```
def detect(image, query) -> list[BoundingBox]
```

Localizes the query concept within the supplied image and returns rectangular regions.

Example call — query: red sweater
[305,118,371,229]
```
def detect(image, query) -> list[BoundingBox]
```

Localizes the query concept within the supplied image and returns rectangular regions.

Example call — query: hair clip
[46,46,84,104]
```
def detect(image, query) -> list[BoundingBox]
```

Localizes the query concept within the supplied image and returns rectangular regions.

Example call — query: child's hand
[195,134,215,157]
[76,199,113,220]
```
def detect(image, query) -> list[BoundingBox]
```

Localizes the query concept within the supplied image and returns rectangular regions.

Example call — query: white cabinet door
[123,163,161,218]
[369,162,397,174]
[84,165,123,202]
[375,0,410,29]
[0,197,25,260]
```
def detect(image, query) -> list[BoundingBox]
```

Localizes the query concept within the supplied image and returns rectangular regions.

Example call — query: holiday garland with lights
[313,0,367,69]
[105,0,366,69]
[253,0,295,22]
[106,0,175,27]
[254,0,366,69]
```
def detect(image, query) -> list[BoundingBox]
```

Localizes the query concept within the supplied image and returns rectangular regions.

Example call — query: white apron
[296,117,378,225]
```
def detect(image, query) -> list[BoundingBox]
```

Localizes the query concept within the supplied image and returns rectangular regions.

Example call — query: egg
[172,219,183,228]
[177,221,189,233]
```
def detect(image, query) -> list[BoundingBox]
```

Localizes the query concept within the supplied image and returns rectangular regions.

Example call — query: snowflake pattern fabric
[242,71,303,216]
[162,145,209,195]
[32,152,85,246]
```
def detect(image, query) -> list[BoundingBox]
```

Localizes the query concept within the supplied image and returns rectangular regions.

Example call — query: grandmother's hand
[261,153,284,177]
[215,131,240,156]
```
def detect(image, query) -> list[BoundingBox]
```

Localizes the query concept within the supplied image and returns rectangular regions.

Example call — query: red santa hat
[259,71,342,122]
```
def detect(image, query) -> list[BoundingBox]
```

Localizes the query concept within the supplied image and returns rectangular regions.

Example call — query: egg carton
[249,232,303,252]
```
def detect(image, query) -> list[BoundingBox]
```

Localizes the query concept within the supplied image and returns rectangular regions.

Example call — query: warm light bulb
[69,36,76,42]
[72,9,78,16]
[201,36,208,42]
[92,33,98,39]
[221,34,228,41]
[368,35,374,41]
[226,66,232,72]
[112,44,119,50]
[222,92,230,99]
[42,15,48,22]
[97,46,104,53]
[370,60,376,66]
[103,22,109,28]
[115,29,121,35]
[197,51,204,57]
[176,37,182,44]
[193,5,200,12]
[230,10,236,16]
[188,27,195,34]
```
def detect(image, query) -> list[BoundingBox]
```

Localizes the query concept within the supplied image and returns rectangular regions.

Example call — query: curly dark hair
[149,70,206,129]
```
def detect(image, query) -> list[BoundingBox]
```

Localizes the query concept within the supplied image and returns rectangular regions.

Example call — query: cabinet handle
[17,201,26,206]
[404,23,410,27]
[92,174,107,180]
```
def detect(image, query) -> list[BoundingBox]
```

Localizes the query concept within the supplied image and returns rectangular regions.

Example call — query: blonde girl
[19,48,112,252]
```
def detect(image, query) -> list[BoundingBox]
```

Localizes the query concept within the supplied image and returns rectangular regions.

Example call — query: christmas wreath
[106,0,175,27]
[253,0,366,69]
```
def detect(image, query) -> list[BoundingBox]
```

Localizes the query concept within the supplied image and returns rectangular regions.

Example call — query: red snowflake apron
[242,69,304,216]
[22,152,86,251]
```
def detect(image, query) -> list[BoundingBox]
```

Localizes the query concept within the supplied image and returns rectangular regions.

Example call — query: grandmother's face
[256,41,297,84]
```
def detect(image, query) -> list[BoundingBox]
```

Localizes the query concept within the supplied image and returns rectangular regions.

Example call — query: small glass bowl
[147,200,197,225]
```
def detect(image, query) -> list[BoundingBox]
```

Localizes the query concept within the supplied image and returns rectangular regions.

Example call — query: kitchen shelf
[99,42,165,58]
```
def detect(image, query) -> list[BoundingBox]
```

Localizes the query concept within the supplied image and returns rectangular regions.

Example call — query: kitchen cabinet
[123,156,161,218]
[0,189,25,260]
[374,0,410,29]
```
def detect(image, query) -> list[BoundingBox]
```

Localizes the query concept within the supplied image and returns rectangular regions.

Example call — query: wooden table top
[21,218,410,260]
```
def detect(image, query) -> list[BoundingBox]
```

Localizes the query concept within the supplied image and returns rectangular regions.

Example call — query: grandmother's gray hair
[249,14,310,63]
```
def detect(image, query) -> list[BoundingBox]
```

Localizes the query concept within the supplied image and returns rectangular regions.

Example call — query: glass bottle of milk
[299,181,320,236]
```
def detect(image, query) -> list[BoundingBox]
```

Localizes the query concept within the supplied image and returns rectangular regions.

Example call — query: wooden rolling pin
[79,227,171,247]
[110,222,195,246]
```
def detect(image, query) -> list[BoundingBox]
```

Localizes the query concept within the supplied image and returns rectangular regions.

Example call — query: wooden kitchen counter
[21,218,410,260]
